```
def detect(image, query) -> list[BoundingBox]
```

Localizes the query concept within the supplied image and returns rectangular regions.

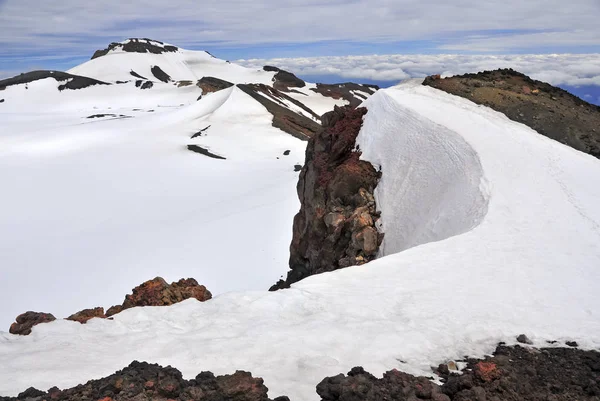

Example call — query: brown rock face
[271,106,382,290]
[66,307,106,324]
[106,277,212,317]
[311,83,379,107]
[9,311,56,335]
[423,69,600,159]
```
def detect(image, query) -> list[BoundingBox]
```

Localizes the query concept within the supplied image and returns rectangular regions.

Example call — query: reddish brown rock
[66,307,106,324]
[197,76,234,94]
[106,277,212,317]
[271,106,382,290]
[9,311,56,335]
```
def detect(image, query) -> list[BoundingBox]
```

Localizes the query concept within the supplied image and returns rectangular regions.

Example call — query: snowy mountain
[1,39,600,400]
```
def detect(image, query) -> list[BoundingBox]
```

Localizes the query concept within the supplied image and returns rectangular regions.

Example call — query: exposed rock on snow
[237,83,322,140]
[66,307,106,324]
[129,70,147,80]
[187,144,226,159]
[0,361,285,401]
[272,106,382,290]
[106,278,212,317]
[0,71,109,91]
[91,38,179,60]
[263,66,306,91]
[197,76,234,94]
[423,69,600,158]
[319,345,600,401]
[9,312,56,335]
[311,83,379,108]
[150,65,171,83]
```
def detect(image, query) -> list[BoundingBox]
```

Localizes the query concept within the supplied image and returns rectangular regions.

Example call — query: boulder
[106,277,212,317]
[66,307,106,324]
[9,311,56,335]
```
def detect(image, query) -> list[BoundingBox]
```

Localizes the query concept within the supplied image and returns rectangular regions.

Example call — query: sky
[0,0,599,103]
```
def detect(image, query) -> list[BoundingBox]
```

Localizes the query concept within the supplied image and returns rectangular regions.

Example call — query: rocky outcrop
[263,66,306,91]
[311,83,379,107]
[66,307,106,324]
[197,76,234,94]
[91,38,178,60]
[237,83,322,140]
[150,66,171,83]
[0,361,287,401]
[271,106,382,290]
[0,71,109,91]
[423,69,600,159]
[106,277,212,317]
[9,312,56,335]
[318,344,600,401]
[187,144,226,159]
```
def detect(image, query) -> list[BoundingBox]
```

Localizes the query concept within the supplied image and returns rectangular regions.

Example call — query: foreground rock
[271,106,382,290]
[9,312,56,335]
[318,344,600,400]
[423,69,600,159]
[106,277,212,317]
[0,361,287,401]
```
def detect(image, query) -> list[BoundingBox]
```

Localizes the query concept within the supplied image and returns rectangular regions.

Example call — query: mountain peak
[91,38,180,60]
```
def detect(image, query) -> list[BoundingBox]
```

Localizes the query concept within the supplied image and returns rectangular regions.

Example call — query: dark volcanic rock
[272,69,306,91]
[92,38,178,60]
[187,144,226,159]
[263,65,281,72]
[105,277,212,317]
[0,71,109,91]
[271,106,382,290]
[9,311,56,335]
[423,69,600,159]
[311,83,379,107]
[66,307,106,324]
[319,345,600,401]
[1,361,282,401]
[140,81,153,90]
[150,65,171,83]
[0,99,4,103]
[237,83,322,140]
[197,76,234,94]
[129,70,147,80]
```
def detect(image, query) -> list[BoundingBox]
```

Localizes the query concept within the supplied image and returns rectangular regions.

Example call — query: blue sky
[1,0,599,104]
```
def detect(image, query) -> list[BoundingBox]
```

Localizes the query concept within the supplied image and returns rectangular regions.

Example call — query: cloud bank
[238,54,600,88]
[0,0,598,62]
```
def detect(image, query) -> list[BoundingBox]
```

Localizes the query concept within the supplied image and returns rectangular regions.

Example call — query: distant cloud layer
[0,0,599,62]
[238,54,600,87]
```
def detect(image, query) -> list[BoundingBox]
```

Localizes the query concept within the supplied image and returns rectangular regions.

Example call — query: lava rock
[197,76,234,94]
[9,311,56,335]
[150,65,171,83]
[106,277,212,317]
[517,334,533,344]
[66,307,106,324]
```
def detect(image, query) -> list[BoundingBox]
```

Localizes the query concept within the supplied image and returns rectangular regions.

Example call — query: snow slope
[0,77,307,329]
[1,80,599,400]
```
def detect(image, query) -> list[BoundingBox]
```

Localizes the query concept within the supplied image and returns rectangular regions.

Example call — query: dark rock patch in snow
[187,145,227,160]
[311,83,379,108]
[263,65,307,90]
[0,361,286,401]
[91,38,178,60]
[150,65,171,83]
[0,99,4,103]
[0,71,109,91]
[106,277,212,317]
[66,307,106,324]
[319,344,600,401]
[283,150,290,155]
[191,125,211,139]
[129,70,147,80]
[237,83,322,140]
[197,76,234,94]
[8,311,56,335]
[135,80,153,90]
[271,106,382,290]
[294,164,303,172]
[423,69,600,159]
[263,65,281,72]
[86,114,130,119]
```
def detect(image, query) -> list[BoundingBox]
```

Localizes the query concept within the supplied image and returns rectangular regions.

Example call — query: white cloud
[237,54,600,87]
[0,0,599,58]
